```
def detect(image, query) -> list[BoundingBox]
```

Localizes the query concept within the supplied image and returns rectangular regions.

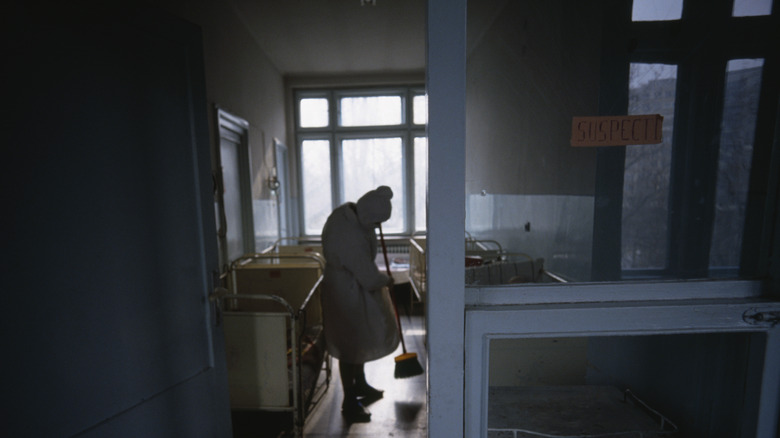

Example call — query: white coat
[320,186,400,364]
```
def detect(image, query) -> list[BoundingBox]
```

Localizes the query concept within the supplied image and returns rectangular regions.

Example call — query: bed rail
[223,252,330,437]
[222,293,301,434]
[409,237,427,305]
[232,251,325,269]
[261,237,324,255]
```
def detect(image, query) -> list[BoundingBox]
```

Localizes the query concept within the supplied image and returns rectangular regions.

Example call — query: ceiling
[226,0,427,76]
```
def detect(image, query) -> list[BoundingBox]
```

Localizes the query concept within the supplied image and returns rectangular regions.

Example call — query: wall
[4,4,232,435]
[159,0,287,247]
[468,2,604,415]
[489,338,589,386]
[466,0,601,196]
[587,333,759,437]
[466,193,594,280]
[487,332,761,437]
[465,0,602,280]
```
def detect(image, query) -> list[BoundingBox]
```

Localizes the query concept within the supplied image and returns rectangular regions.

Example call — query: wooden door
[3,4,232,437]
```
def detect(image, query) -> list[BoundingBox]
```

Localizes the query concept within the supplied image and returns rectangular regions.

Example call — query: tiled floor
[303,311,428,437]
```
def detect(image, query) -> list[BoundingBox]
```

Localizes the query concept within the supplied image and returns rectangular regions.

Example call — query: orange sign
[571,114,663,147]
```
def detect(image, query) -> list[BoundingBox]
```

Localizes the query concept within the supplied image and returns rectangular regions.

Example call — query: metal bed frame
[222,252,331,437]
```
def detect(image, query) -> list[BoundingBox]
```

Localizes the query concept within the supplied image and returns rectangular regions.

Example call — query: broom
[378,223,424,379]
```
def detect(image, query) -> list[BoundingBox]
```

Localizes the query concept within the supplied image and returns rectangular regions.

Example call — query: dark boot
[340,362,371,423]
[354,364,384,401]
[341,394,371,423]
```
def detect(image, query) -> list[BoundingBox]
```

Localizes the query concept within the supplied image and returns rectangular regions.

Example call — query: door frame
[215,107,255,268]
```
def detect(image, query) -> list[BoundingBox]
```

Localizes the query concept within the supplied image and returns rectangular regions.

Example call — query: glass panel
[709,59,764,272]
[463,0,775,286]
[622,64,677,271]
[301,140,333,234]
[252,199,278,252]
[414,136,428,231]
[220,139,245,261]
[487,333,757,437]
[732,0,773,16]
[413,94,428,125]
[463,0,601,283]
[339,96,403,127]
[632,0,683,21]
[299,98,329,128]
[342,137,405,232]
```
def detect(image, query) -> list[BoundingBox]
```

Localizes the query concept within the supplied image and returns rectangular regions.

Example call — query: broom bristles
[394,352,424,379]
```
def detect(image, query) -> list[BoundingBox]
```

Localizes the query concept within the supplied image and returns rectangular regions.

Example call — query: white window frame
[464,284,780,438]
[294,86,426,236]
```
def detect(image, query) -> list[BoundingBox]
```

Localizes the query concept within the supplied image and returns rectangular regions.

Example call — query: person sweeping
[320,186,400,423]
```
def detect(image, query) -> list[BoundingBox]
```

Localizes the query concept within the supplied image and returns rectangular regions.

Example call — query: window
[296,87,427,235]
[593,0,778,281]
[632,0,683,21]
[299,98,329,128]
[622,64,678,271]
[710,59,765,273]
[732,0,773,16]
[300,139,332,234]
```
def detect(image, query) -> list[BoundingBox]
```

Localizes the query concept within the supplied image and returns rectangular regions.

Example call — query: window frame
[464,4,780,436]
[215,107,255,267]
[294,85,427,236]
[591,0,779,282]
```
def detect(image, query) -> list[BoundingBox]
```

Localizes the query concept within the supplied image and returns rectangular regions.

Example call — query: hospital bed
[221,251,330,437]
[409,236,427,306]
[261,237,323,257]
[408,235,566,300]
[265,236,409,280]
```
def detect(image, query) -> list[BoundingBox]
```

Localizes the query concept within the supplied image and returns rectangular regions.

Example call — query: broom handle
[378,223,408,354]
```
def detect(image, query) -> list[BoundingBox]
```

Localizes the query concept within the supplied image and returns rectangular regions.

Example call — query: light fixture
[268,168,280,194]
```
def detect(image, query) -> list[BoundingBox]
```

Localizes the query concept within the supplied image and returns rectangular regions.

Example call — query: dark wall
[466,0,601,196]
[3,4,231,436]
[586,333,762,437]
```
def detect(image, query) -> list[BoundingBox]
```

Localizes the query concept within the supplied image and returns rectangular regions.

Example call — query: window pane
[299,98,329,128]
[220,139,246,261]
[413,94,428,125]
[632,0,682,21]
[342,138,405,232]
[339,96,402,127]
[301,140,332,234]
[622,63,677,271]
[732,0,773,16]
[709,59,764,271]
[414,136,428,231]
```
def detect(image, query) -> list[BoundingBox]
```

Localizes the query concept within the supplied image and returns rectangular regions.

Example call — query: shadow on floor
[231,410,292,438]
